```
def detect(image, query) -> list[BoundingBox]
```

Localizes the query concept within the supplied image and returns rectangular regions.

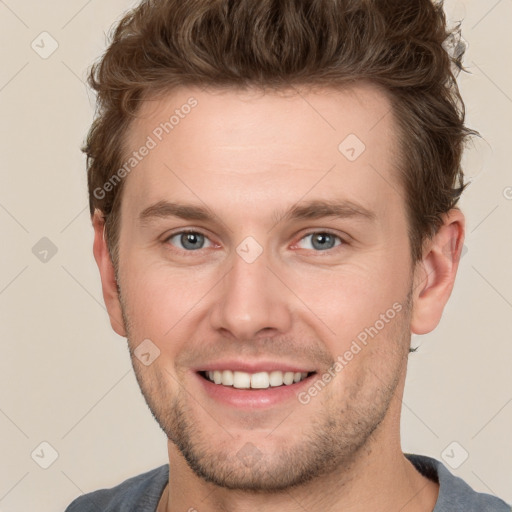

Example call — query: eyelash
[163,229,347,254]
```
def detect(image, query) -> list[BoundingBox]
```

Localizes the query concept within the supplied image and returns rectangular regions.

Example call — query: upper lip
[193,360,316,374]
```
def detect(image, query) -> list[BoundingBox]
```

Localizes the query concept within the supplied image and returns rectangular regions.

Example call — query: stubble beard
[120,288,412,492]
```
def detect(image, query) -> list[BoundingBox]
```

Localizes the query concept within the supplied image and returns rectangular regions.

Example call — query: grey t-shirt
[65,453,510,511]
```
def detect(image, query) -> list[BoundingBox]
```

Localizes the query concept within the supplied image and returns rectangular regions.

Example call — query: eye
[165,230,214,251]
[296,231,344,251]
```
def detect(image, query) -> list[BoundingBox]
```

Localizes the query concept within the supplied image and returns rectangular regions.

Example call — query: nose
[208,244,293,341]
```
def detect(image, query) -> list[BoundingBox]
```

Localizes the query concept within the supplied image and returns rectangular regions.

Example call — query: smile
[201,370,313,389]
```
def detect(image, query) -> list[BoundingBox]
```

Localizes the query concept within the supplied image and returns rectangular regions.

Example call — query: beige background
[0,0,511,510]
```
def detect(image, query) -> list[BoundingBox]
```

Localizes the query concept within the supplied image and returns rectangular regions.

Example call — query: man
[66,0,510,510]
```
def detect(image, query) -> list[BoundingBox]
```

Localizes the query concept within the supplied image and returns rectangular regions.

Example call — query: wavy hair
[85,0,476,267]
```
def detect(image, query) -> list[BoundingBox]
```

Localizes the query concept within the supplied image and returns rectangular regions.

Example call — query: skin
[93,83,465,511]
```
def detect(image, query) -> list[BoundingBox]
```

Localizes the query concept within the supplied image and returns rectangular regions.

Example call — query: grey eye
[168,231,211,251]
[298,232,342,251]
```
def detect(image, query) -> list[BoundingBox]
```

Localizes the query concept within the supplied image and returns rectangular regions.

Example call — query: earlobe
[92,210,127,337]
[410,209,465,335]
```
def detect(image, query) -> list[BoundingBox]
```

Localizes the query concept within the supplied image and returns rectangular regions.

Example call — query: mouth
[199,369,315,389]
[193,361,319,408]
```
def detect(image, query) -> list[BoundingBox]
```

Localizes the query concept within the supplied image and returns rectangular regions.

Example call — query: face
[109,84,418,490]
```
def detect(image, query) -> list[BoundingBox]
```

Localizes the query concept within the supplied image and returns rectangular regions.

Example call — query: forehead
[121,83,401,219]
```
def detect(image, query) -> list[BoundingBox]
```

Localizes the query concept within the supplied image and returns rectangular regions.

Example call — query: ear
[410,208,465,335]
[92,210,127,337]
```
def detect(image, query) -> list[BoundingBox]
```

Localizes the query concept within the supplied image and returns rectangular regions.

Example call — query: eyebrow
[138,198,376,226]
[275,199,376,224]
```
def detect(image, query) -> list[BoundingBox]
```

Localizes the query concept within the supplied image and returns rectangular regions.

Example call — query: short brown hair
[85,0,475,268]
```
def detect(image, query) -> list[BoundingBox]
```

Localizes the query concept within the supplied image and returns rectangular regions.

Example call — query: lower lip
[195,372,315,408]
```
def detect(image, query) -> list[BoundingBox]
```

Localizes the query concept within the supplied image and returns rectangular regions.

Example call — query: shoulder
[64,464,169,512]
[406,453,511,512]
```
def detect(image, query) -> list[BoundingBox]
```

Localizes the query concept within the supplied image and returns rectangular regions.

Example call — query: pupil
[313,233,333,250]
[182,232,203,250]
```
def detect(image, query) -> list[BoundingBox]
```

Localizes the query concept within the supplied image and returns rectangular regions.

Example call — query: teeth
[222,370,234,386]
[283,372,295,385]
[233,371,251,389]
[204,370,309,389]
[251,372,269,389]
[269,370,284,387]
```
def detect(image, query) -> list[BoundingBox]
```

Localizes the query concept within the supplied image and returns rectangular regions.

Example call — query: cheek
[120,257,215,339]
[119,229,411,351]
[285,256,410,343]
